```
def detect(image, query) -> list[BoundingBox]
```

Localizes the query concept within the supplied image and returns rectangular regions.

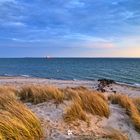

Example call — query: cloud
[0,0,16,4]
[62,33,107,41]
[0,0,15,2]
[0,0,140,57]
[115,35,140,48]
[11,38,43,43]
[122,11,134,19]
[85,42,115,49]
[2,21,25,27]
[66,0,85,8]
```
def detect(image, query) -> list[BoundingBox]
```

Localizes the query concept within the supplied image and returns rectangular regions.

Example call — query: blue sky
[0,0,140,57]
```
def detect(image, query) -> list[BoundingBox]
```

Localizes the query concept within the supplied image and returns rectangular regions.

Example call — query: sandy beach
[0,76,140,139]
[0,76,140,97]
[1,0,140,139]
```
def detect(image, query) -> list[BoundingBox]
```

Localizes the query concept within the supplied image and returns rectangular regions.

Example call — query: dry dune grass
[0,85,131,139]
[18,85,64,104]
[18,85,109,119]
[64,87,110,122]
[1,85,133,139]
[0,86,17,98]
[109,94,140,132]
[78,92,110,118]
[133,98,140,113]
[64,86,107,100]
[0,111,32,140]
[62,88,81,100]
[17,85,110,122]
[70,128,128,140]
[0,90,43,140]
[64,101,89,123]
[95,92,107,102]
[0,85,16,92]
[69,86,89,91]
[109,94,133,114]
[104,128,128,140]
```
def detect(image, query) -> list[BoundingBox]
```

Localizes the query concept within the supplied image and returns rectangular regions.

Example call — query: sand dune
[0,77,140,140]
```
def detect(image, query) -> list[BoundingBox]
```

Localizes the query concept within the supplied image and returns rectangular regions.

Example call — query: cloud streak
[0,0,140,57]
[0,0,16,3]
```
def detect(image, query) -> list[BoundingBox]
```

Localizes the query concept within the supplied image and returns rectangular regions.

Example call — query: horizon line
[0,57,140,59]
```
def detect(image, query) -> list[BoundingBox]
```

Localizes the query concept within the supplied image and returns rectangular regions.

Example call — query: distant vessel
[45,56,51,59]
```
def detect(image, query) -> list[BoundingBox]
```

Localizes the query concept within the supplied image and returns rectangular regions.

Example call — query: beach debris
[97,79,115,92]
[68,129,73,136]
[98,79,115,86]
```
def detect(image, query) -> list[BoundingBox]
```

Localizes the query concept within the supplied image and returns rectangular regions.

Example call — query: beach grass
[72,128,128,140]
[78,91,110,118]
[105,128,128,140]
[0,84,136,139]
[64,87,110,123]
[18,85,110,122]
[0,89,43,140]
[64,100,89,122]
[18,85,64,104]
[109,94,140,132]
[133,98,140,113]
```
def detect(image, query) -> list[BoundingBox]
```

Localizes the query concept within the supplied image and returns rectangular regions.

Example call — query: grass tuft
[133,98,140,113]
[78,92,110,118]
[105,128,128,140]
[0,86,17,98]
[18,85,64,104]
[0,90,43,140]
[0,84,110,137]
[109,94,140,132]
[64,101,89,123]
[64,88,110,122]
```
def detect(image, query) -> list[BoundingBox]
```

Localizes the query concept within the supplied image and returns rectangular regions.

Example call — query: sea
[0,58,140,87]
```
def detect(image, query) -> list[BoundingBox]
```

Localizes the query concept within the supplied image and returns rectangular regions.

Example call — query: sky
[0,0,140,57]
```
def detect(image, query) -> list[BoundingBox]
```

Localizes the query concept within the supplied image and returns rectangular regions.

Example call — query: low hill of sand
[0,77,140,140]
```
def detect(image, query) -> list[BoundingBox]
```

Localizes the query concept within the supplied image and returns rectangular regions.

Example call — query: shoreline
[1,75,140,85]
[0,76,140,97]
[1,75,140,88]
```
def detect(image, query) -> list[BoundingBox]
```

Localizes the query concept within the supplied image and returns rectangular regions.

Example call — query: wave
[3,74,13,77]
[20,74,31,78]
[116,81,140,88]
[2,74,31,78]
[133,83,140,87]
[73,78,78,81]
